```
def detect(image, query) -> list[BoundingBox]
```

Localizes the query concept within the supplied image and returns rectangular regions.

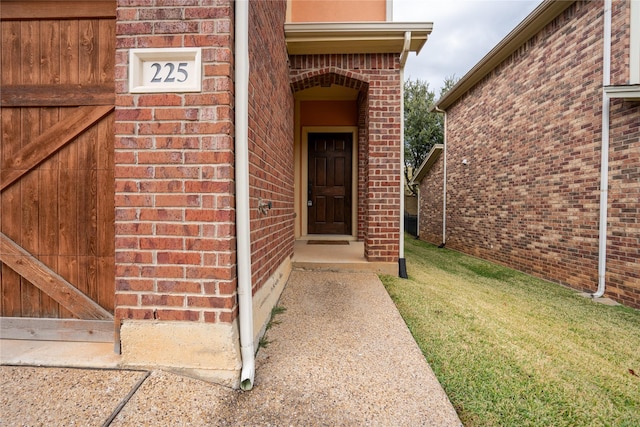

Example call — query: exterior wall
[247,0,295,302]
[290,55,402,262]
[289,0,386,23]
[417,155,444,245]
[115,1,236,323]
[442,1,640,307]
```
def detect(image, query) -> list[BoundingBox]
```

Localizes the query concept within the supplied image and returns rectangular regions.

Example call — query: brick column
[113,0,241,386]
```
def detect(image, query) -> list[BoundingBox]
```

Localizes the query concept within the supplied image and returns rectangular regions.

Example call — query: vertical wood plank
[96,115,115,311]
[57,19,80,318]
[19,20,42,317]
[97,18,115,311]
[38,19,61,317]
[79,19,98,85]
[98,19,115,84]
[1,21,24,316]
[77,19,99,301]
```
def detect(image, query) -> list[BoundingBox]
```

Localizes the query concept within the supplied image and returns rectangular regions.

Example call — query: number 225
[150,62,189,83]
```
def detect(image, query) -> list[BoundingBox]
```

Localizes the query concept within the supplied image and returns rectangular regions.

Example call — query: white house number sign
[129,48,202,93]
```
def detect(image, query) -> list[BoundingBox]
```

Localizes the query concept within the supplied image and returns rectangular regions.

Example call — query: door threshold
[297,235,357,242]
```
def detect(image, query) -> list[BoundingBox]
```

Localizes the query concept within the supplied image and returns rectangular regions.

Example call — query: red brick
[154,309,200,321]
[155,194,200,207]
[157,280,201,294]
[141,294,184,307]
[140,237,184,250]
[116,307,154,320]
[157,251,202,265]
[186,296,235,309]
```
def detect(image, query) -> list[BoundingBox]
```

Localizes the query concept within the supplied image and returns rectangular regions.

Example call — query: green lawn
[381,236,640,427]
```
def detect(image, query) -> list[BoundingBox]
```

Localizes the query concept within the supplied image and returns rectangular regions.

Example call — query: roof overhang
[435,0,575,111]
[285,22,433,55]
[411,144,444,184]
[605,84,640,101]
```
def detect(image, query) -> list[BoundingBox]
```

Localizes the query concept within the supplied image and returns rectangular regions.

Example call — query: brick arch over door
[290,67,370,93]
[290,54,402,263]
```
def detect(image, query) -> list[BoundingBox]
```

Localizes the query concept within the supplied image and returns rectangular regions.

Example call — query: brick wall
[606,0,640,307]
[114,0,237,323]
[290,55,402,262]
[417,155,444,245]
[607,97,640,306]
[248,0,295,294]
[441,1,640,307]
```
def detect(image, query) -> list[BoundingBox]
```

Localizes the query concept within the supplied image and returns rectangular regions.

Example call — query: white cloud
[394,0,543,94]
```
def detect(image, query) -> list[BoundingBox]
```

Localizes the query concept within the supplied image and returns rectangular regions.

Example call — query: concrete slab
[0,339,120,368]
[0,366,146,426]
[292,240,396,275]
[578,292,622,306]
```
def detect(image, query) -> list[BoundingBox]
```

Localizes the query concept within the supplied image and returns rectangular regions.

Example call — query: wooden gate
[1,1,116,341]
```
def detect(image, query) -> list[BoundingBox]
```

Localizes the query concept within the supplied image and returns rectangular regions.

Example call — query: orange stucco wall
[300,101,358,126]
[290,0,386,22]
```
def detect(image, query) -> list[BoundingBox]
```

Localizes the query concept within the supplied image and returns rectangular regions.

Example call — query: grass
[258,305,287,349]
[381,236,640,427]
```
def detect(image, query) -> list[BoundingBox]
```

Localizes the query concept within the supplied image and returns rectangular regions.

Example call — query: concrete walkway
[1,271,461,426]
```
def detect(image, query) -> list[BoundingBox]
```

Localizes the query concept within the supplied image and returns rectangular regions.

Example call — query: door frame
[298,126,358,238]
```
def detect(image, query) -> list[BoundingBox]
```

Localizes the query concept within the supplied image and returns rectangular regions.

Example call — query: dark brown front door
[308,133,352,235]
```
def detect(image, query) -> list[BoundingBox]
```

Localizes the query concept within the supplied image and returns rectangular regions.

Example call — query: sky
[393,0,543,95]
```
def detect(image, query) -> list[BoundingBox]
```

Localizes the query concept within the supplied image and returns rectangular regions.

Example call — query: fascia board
[411,144,444,184]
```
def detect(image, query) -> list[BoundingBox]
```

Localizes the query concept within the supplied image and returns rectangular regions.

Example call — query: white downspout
[399,31,411,278]
[235,0,255,390]
[416,187,420,238]
[442,110,447,246]
[433,107,447,247]
[594,0,612,298]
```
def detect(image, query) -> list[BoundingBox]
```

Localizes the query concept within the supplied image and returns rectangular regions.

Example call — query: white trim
[604,84,640,99]
[410,144,444,184]
[299,127,358,239]
[386,0,393,21]
[631,0,640,84]
[285,22,432,55]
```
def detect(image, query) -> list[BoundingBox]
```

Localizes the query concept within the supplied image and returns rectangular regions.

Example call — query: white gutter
[399,31,411,278]
[594,0,612,298]
[235,0,255,390]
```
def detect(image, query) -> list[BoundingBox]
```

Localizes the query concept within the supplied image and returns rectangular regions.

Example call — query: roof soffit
[285,22,433,55]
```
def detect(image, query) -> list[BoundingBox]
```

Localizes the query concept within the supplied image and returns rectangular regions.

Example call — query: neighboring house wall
[433,1,639,307]
[417,156,444,245]
[290,55,402,262]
